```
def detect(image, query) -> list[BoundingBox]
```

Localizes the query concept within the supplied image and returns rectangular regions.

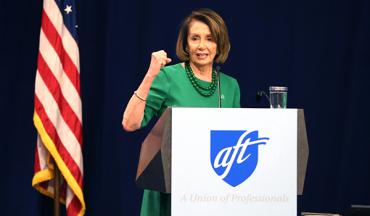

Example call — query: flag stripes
[37,54,83,145]
[41,10,81,95]
[34,95,83,183]
[43,0,79,67]
[32,0,85,215]
[39,19,82,121]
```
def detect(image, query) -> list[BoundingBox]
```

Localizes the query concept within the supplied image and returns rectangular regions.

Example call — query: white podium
[136,108,309,216]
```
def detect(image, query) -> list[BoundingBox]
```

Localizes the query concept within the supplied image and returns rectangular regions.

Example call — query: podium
[136,108,309,216]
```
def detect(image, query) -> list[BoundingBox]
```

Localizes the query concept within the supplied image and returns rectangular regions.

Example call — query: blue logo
[210,130,269,187]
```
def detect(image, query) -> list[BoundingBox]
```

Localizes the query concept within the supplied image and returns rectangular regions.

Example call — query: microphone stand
[256,91,270,104]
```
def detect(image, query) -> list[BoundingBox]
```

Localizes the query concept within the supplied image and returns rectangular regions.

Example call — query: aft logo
[210,130,269,187]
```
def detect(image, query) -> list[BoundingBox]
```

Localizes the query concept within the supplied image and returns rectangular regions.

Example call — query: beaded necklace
[185,61,217,97]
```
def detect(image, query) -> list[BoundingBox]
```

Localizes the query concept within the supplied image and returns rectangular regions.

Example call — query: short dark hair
[176,8,231,64]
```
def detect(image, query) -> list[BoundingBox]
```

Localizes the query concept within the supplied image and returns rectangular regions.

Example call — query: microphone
[216,66,221,108]
[256,91,270,104]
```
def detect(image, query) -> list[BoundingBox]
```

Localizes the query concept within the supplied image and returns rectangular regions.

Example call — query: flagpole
[54,161,61,216]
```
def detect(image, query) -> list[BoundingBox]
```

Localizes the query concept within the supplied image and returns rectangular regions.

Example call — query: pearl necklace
[185,61,217,97]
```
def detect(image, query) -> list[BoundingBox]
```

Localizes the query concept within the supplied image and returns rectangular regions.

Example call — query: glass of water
[269,86,288,108]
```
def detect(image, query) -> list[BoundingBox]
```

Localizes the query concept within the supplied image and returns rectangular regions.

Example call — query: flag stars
[64,5,72,14]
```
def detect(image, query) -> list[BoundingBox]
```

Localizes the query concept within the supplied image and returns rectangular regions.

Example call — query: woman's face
[187,20,217,68]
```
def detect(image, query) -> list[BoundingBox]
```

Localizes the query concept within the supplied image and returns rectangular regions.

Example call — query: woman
[122,8,240,216]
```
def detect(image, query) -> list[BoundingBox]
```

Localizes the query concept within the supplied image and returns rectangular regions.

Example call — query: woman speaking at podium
[122,8,240,216]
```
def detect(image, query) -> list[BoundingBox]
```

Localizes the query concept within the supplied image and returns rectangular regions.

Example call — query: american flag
[32,0,85,215]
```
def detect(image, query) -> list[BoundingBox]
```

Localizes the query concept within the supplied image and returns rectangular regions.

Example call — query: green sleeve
[233,79,241,108]
[141,69,170,128]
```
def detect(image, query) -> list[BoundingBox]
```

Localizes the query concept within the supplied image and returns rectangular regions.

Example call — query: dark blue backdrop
[1,0,369,215]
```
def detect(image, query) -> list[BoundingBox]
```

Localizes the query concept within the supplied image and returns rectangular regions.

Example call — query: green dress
[140,63,241,216]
